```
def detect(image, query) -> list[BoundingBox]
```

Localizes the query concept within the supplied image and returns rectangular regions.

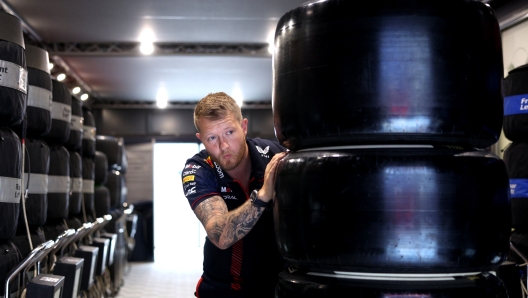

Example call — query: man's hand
[258,152,288,203]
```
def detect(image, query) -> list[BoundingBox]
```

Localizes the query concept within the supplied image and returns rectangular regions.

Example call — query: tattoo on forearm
[194,195,265,249]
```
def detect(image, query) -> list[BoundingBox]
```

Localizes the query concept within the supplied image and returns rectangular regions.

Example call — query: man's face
[196,113,248,172]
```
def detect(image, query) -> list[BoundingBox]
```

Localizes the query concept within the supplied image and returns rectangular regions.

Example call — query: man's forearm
[195,196,266,249]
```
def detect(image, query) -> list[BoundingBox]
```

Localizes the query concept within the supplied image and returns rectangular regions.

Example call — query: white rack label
[47,175,70,193]
[27,85,52,111]
[51,102,72,122]
[23,173,48,195]
[70,115,84,132]
[0,59,27,93]
[0,176,21,203]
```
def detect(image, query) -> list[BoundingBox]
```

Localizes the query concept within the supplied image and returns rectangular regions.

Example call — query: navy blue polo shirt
[182,138,287,294]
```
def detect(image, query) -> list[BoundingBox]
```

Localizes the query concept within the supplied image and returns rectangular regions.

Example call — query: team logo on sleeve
[256,145,270,158]
[204,156,214,168]
[183,175,195,183]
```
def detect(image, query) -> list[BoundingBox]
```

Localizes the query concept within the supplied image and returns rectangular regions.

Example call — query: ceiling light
[57,73,66,81]
[72,87,81,94]
[156,87,168,109]
[139,28,155,55]
[48,63,54,71]
[232,87,243,108]
[80,93,89,101]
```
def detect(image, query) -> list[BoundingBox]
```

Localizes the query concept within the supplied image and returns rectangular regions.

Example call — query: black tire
[0,127,21,240]
[46,145,70,221]
[82,156,95,215]
[273,0,503,150]
[82,106,96,158]
[42,79,71,145]
[94,150,108,186]
[42,220,67,242]
[65,216,83,229]
[274,147,511,273]
[503,142,528,232]
[106,170,126,208]
[94,186,111,218]
[503,64,528,142]
[25,44,52,138]
[64,95,83,151]
[0,10,26,127]
[276,269,508,298]
[96,135,127,172]
[11,227,46,259]
[0,240,20,297]
[69,150,82,218]
[19,138,50,227]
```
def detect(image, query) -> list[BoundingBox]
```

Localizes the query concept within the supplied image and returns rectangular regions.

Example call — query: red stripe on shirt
[230,240,244,290]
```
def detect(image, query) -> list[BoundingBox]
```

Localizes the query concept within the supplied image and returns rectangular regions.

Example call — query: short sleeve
[181,161,220,210]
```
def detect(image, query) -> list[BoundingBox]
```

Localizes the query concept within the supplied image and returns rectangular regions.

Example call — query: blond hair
[194,92,242,132]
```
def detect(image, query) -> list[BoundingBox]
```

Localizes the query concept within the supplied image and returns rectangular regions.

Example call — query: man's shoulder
[248,137,286,155]
[184,149,214,170]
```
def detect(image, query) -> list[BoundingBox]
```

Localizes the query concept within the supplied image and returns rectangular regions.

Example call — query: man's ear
[196,132,202,141]
[241,118,248,135]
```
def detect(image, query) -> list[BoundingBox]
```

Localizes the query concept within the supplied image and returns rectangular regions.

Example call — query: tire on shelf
[69,150,82,218]
[64,95,83,151]
[94,150,108,186]
[275,269,508,298]
[46,145,70,221]
[0,127,21,240]
[274,147,511,273]
[503,142,528,232]
[96,135,127,172]
[503,64,528,142]
[19,138,50,227]
[94,186,110,218]
[82,106,96,158]
[25,44,52,138]
[41,79,71,145]
[82,156,95,216]
[272,0,503,150]
[0,10,27,127]
[106,170,126,209]
[11,227,46,259]
[0,240,20,297]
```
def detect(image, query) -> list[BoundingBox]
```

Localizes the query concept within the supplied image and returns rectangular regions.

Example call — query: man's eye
[208,136,216,141]
[226,130,233,135]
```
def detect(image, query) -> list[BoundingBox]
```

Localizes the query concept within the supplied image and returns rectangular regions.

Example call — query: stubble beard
[212,141,247,172]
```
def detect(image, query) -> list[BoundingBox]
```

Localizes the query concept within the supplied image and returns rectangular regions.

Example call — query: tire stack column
[502,64,528,296]
[272,1,511,297]
[95,135,128,296]
[0,9,27,298]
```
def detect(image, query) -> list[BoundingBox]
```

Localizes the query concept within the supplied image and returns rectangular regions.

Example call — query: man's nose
[219,138,229,150]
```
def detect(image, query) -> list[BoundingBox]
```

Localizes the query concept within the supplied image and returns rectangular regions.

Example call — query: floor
[116,251,203,298]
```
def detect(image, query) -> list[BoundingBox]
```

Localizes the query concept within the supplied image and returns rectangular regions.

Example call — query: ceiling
[1,0,526,109]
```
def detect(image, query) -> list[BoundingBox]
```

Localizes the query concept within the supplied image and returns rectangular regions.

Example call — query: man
[181,92,288,298]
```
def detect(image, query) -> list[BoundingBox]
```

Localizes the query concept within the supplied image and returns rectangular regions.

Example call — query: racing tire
[64,95,83,151]
[106,170,126,208]
[0,127,21,240]
[69,150,82,218]
[19,138,49,227]
[275,269,508,298]
[25,44,52,138]
[274,146,511,273]
[46,145,70,221]
[273,0,503,150]
[82,156,95,215]
[96,135,128,172]
[82,106,96,158]
[503,142,528,232]
[42,79,71,145]
[0,11,26,127]
[94,186,111,218]
[94,150,108,186]
[503,64,528,142]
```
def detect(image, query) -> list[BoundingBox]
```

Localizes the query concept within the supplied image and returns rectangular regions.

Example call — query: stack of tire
[10,44,52,269]
[272,1,511,297]
[502,64,528,295]
[0,9,27,298]
[81,105,96,224]
[95,135,128,295]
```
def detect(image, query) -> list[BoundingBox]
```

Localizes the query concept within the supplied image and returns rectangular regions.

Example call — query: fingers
[259,152,288,202]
